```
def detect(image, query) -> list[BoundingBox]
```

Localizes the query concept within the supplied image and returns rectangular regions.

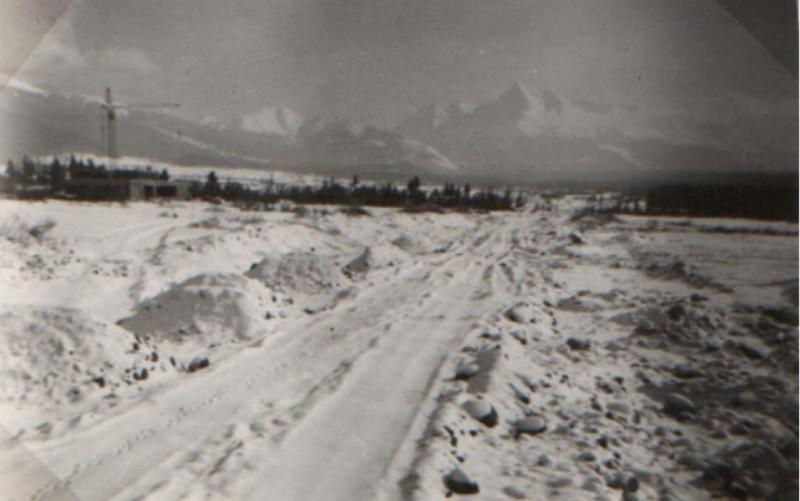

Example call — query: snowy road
[2,199,797,501]
[15,211,540,501]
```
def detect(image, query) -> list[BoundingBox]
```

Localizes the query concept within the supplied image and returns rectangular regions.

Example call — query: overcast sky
[3,0,797,129]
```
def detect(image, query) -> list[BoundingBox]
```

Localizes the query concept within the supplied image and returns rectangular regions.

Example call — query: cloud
[92,47,158,74]
[17,3,158,82]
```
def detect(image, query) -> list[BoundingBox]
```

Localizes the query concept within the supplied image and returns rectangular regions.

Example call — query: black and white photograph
[0,1,797,499]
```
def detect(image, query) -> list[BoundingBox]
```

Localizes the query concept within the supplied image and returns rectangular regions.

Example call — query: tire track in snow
[238,223,514,501]
[22,220,489,501]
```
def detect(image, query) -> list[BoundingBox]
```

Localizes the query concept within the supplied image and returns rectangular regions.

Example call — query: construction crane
[100,87,180,161]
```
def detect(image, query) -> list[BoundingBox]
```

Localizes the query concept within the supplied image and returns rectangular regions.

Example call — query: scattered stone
[509,383,530,404]
[566,338,591,351]
[514,416,547,436]
[607,473,627,490]
[537,454,551,467]
[663,394,696,416]
[186,357,210,373]
[730,393,756,408]
[504,304,533,324]
[737,343,765,360]
[547,477,572,488]
[677,453,706,470]
[576,451,597,462]
[634,321,658,335]
[667,304,685,321]
[502,485,527,499]
[569,231,585,244]
[479,332,502,341]
[606,401,630,415]
[672,365,703,379]
[509,331,528,345]
[454,363,480,381]
[463,399,498,428]
[760,306,798,326]
[444,468,480,495]
[690,293,708,303]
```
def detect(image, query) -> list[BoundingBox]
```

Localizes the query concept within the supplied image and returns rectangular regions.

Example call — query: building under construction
[63,178,192,201]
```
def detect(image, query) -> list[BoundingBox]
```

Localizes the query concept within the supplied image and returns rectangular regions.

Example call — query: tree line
[196,172,522,211]
[3,156,169,193]
[2,157,524,211]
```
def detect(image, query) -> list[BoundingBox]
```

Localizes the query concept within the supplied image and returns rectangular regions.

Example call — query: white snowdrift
[0,307,148,403]
[246,253,346,296]
[118,273,272,343]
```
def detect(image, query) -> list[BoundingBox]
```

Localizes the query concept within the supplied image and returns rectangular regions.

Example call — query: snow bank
[0,307,148,403]
[118,273,272,343]
[246,253,346,296]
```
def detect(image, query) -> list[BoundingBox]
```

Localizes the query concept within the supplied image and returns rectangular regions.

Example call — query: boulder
[186,356,210,373]
[444,468,480,495]
[663,393,696,416]
[514,416,547,435]
[566,338,591,351]
[463,399,498,427]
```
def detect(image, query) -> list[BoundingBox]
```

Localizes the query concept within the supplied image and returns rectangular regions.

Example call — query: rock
[737,343,765,360]
[606,473,627,489]
[666,304,685,321]
[509,330,528,345]
[576,451,596,462]
[606,401,630,415]
[186,357,210,373]
[730,393,756,408]
[537,454,551,466]
[502,485,527,499]
[547,477,572,488]
[463,399,498,427]
[624,477,640,493]
[760,306,798,326]
[454,363,480,381]
[443,468,480,495]
[514,416,547,435]
[566,338,591,351]
[569,232,585,244]
[690,293,708,303]
[673,365,703,379]
[479,332,502,341]
[509,383,530,404]
[504,304,534,324]
[663,394,696,416]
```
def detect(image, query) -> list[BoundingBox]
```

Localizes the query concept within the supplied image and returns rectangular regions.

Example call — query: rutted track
[21,214,528,501]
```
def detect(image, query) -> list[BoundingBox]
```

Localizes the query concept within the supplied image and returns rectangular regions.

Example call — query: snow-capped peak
[220,106,303,138]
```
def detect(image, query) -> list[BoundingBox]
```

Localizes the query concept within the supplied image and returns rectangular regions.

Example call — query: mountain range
[1,79,792,184]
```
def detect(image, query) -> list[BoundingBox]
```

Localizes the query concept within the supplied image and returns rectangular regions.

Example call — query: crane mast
[100,87,179,162]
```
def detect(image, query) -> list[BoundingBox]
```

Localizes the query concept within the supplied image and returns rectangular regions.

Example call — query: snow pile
[246,253,346,296]
[391,233,435,255]
[0,215,57,245]
[0,307,148,403]
[342,248,371,278]
[118,273,272,343]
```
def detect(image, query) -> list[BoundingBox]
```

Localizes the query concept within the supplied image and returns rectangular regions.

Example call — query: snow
[0,195,796,500]
[220,106,303,138]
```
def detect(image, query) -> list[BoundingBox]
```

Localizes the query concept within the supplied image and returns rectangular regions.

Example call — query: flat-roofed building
[63,179,192,201]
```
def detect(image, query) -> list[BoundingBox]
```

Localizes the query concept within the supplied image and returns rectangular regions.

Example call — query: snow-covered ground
[0,195,796,500]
